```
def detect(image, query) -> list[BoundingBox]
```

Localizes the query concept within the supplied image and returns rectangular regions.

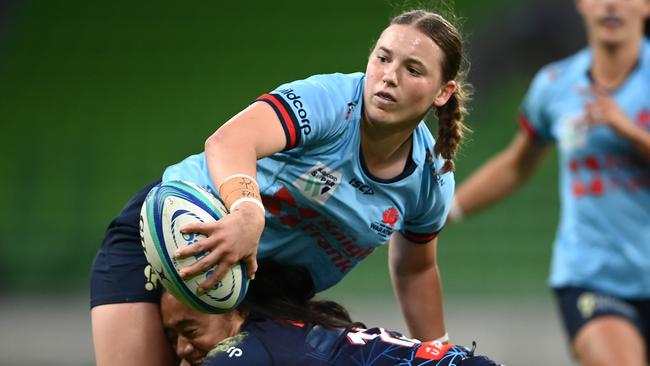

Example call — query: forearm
[205,129,259,190]
[204,102,287,190]
[610,117,650,161]
[455,153,525,216]
[391,264,445,340]
[455,132,549,218]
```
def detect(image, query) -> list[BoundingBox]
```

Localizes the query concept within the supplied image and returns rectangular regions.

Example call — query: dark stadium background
[0,1,591,364]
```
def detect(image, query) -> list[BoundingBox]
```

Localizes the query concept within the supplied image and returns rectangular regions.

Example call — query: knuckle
[201,260,213,271]
[224,254,238,265]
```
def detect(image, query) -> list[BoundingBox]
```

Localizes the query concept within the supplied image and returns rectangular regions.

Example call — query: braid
[434,80,471,174]
[389,9,472,174]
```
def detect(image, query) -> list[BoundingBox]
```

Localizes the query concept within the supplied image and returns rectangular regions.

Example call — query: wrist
[612,116,638,139]
[218,174,264,214]
[230,197,265,216]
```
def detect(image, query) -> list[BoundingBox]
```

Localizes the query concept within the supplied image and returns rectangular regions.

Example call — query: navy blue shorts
[554,286,650,350]
[90,180,161,308]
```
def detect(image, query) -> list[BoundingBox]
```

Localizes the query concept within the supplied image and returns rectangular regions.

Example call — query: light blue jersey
[519,39,650,298]
[163,73,454,292]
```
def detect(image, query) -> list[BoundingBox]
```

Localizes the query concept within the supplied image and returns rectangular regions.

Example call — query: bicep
[209,101,288,159]
[389,233,438,275]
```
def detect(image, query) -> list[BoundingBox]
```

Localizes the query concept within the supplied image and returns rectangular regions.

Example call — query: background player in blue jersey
[160,264,500,366]
[91,8,473,366]
[449,0,650,365]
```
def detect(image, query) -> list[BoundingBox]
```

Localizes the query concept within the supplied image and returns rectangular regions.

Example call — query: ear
[433,80,457,107]
[575,0,585,16]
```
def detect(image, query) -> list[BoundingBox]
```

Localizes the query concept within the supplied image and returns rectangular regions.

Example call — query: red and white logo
[370,207,399,238]
[382,207,399,227]
[415,340,453,361]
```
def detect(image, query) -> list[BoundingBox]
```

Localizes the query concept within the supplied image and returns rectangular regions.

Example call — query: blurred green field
[1,0,558,298]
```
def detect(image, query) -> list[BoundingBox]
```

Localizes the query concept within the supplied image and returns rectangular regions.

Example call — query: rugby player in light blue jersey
[91,9,472,366]
[452,1,650,365]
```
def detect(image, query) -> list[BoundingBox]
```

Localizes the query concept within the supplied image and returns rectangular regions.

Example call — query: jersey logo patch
[262,187,374,273]
[278,88,312,135]
[295,163,342,204]
[349,177,374,195]
[227,347,243,358]
[415,341,453,360]
[559,112,588,151]
[370,208,399,239]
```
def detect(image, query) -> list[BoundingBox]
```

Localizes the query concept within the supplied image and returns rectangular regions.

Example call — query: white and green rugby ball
[139,180,249,313]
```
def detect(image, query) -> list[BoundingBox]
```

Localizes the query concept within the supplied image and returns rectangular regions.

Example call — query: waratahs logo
[370,207,400,239]
[382,208,399,227]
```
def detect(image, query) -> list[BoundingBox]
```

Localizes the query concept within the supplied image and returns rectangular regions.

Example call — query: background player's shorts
[554,286,650,351]
[90,180,161,308]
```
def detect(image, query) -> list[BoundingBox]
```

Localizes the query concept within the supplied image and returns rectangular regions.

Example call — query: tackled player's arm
[388,232,445,341]
[453,130,550,219]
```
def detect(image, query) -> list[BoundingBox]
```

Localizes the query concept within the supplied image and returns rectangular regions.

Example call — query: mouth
[375,91,397,103]
[188,357,204,366]
[598,15,623,28]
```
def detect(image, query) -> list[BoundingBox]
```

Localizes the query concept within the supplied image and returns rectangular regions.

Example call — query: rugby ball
[139,180,249,313]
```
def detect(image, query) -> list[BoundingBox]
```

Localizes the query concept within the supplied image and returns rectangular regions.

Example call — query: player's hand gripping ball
[140,180,249,313]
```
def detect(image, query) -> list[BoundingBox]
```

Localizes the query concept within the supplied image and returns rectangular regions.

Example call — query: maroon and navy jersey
[202,318,496,366]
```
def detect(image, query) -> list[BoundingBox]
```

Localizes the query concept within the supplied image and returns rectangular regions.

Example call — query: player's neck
[360,118,413,180]
[590,36,642,91]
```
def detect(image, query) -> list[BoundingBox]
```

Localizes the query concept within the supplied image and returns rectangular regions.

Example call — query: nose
[176,336,194,358]
[382,64,398,86]
[603,0,617,12]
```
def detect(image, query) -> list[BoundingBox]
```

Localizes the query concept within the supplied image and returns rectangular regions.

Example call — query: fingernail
[179,270,187,279]
[250,274,255,280]
[196,287,205,295]
[174,250,181,258]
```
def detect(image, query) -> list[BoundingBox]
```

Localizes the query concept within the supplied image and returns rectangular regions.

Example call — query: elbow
[513,161,538,187]
[390,256,438,278]
[205,128,228,153]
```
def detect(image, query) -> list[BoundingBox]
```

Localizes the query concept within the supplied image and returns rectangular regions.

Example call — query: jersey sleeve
[254,73,357,151]
[401,161,455,244]
[518,65,556,144]
[202,334,273,366]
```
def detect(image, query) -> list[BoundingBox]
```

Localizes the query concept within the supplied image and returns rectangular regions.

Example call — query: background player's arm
[389,232,445,341]
[453,130,551,220]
